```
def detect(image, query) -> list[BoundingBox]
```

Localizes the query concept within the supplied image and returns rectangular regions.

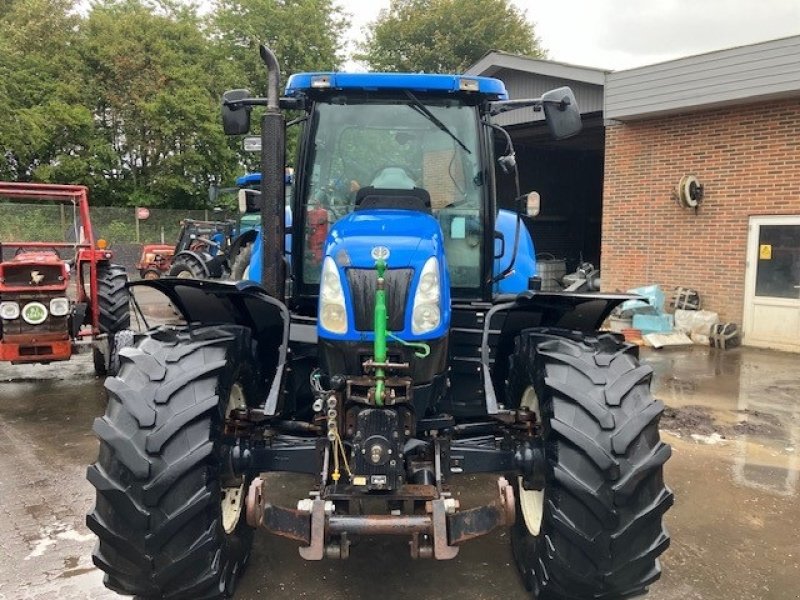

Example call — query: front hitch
[246,476,515,560]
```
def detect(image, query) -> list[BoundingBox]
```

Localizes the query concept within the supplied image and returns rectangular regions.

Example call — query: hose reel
[676,174,704,209]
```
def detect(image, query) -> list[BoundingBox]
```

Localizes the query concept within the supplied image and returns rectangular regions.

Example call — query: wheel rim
[221,383,246,534]
[519,385,545,537]
[144,270,160,280]
[176,269,193,279]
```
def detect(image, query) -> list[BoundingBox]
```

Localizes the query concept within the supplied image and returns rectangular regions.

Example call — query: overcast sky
[341,0,800,71]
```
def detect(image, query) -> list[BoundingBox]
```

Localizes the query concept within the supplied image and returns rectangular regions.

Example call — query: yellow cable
[335,431,353,478]
[332,434,341,482]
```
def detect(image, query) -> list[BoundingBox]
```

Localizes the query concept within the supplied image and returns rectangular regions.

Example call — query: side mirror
[518,191,540,217]
[238,188,261,213]
[222,89,252,135]
[541,87,582,140]
[493,231,505,259]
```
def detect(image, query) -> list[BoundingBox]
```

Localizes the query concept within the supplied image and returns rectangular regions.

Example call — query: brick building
[470,36,800,351]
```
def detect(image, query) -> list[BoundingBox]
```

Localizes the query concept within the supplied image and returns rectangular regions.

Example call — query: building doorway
[743,216,800,352]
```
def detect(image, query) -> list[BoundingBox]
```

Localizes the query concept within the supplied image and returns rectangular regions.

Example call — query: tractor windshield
[301,98,484,289]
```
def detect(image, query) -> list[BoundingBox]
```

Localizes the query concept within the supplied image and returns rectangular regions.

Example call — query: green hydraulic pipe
[374,258,387,406]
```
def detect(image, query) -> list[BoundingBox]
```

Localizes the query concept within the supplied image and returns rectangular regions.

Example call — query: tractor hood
[325,209,444,268]
[0,251,68,292]
[320,208,451,343]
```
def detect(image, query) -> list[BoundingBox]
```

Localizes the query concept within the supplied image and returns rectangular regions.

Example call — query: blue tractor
[88,46,672,599]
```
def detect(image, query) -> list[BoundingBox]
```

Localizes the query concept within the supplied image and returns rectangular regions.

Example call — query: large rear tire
[97,263,130,333]
[507,329,673,599]
[87,325,259,599]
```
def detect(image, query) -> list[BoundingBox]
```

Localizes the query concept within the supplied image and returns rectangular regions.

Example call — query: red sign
[136,207,150,220]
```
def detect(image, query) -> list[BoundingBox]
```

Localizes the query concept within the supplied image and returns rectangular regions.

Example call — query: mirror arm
[488,98,543,117]
[223,97,270,111]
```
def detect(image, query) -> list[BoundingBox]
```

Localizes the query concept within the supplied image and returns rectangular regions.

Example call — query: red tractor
[135,243,175,279]
[0,182,131,376]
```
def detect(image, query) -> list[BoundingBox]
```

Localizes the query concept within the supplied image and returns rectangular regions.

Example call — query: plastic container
[624,285,666,313]
[632,313,674,334]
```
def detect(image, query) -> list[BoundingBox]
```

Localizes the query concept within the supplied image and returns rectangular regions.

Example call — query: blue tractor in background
[228,170,294,281]
[88,45,672,600]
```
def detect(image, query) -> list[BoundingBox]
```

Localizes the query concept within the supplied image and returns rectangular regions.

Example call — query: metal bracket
[431,499,459,559]
[298,499,326,560]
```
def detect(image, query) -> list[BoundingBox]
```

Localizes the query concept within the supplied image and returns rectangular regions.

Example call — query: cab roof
[285,72,508,100]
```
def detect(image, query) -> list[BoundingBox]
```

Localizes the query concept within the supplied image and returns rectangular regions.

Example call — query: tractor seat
[354,186,432,214]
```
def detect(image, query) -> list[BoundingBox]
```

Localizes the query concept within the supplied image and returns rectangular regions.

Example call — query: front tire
[87,325,259,599]
[507,330,673,599]
[169,256,206,279]
[92,329,135,377]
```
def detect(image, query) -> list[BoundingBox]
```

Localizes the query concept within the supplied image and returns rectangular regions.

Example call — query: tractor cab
[287,73,528,304]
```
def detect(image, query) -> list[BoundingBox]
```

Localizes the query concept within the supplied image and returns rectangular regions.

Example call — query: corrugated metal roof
[605,36,800,121]
[466,51,607,85]
[465,51,605,127]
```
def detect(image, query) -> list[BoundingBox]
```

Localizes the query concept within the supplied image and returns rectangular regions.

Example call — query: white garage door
[743,216,800,352]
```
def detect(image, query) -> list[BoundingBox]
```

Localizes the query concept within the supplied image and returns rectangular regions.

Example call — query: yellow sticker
[759,244,772,260]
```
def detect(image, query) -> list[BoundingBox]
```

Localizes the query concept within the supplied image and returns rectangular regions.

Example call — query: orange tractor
[0,182,131,375]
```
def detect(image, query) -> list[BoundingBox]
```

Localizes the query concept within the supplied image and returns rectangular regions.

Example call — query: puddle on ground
[647,345,800,502]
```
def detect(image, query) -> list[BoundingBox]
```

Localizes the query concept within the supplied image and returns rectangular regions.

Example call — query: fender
[172,250,212,278]
[129,278,289,416]
[480,290,636,414]
[229,229,259,265]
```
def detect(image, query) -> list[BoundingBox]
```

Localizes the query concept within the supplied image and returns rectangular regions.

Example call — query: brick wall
[602,98,800,323]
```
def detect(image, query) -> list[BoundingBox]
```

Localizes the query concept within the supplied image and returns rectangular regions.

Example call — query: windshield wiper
[404,90,471,154]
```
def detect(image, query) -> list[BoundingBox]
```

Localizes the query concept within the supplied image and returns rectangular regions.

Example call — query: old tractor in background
[135,243,175,280]
[88,46,672,600]
[0,183,131,376]
[165,218,237,279]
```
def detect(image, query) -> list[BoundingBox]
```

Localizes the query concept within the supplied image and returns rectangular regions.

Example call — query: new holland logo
[370,246,390,261]
[30,270,45,285]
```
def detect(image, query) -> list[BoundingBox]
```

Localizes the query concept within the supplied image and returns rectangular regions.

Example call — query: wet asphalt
[0,339,799,599]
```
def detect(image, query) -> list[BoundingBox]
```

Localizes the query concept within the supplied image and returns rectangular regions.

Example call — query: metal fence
[0,203,214,245]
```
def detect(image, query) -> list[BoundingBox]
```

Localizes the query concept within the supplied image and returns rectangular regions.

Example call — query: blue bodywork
[238,71,539,343]
[493,209,537,295]
[233,172,293,279]
[286,72,508,100]
[318,210,451,343]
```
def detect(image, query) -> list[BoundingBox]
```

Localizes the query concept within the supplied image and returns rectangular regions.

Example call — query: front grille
[0,294,68,336]
[2,264,64,288]
[346,268,413,331]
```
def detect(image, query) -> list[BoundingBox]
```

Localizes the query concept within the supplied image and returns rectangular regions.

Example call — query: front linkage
[232,259,546,560]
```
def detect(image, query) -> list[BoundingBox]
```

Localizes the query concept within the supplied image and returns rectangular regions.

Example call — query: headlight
[319,257,348,334]
[411,257,441,334]
[22,302,48,325]
[49,297,70,317]
[0,301,20,320]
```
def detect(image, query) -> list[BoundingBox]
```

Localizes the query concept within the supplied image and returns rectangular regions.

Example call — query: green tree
[210,0,348,171]
[0,0,94,182]
[211,0,347,93]
[80,0,240,207]
[359,0,545,73]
